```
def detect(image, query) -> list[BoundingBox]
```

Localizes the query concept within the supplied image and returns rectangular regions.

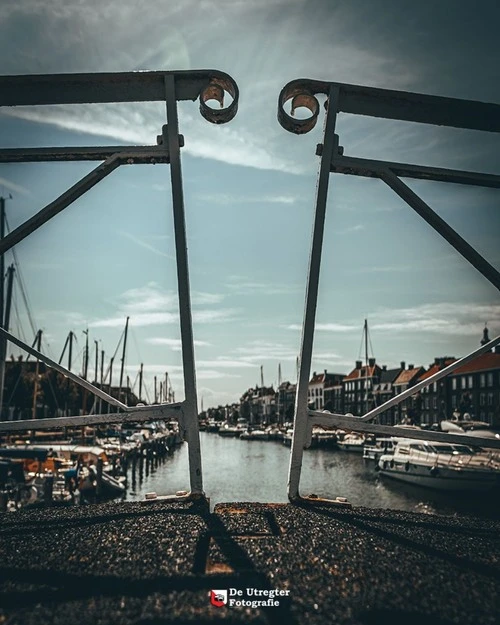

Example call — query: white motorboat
[337,433,365,452]
[363,436,396,461]
[240,428,269,441]
[378,439,500,491]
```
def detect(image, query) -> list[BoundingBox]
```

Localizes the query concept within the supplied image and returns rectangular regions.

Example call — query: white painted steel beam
[308,411,500,451]
[164,75,204,496]
[288,86,339,501]
[0,402,183,433]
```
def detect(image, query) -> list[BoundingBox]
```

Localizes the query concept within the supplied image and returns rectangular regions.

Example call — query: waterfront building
[448,328,500,424]
[372,364,405,425]
[239,386,275,424]
[342,359,382,416]
[323,377,344,414]
[276,381,296,425]
[418,357,456,425]
[308,370,344,411]
[392,363,426,425]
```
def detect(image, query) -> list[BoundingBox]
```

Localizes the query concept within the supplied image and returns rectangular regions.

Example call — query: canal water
[128,432,500,520]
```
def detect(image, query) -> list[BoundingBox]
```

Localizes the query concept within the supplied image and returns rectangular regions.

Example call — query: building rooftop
[449,351,500,375]
[394,367,425,386]
[344,365,380,382]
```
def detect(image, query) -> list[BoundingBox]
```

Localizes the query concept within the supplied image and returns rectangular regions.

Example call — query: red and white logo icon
[210,590,228,607]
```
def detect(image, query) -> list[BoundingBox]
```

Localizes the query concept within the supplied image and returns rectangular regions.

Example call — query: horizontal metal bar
[0,145,170,164]
[308,411,500,450]
[0,155,121,255]
[0,69,227,105]
[0,70,239,124]
[0,402,184,433]
[359,335,500,423]
[381,170,500,291]
[0,327,128,410]
[331,155,500,189]
[278,79,500,134]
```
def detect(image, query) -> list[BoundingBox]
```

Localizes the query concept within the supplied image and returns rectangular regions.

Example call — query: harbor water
[127,431,500,519]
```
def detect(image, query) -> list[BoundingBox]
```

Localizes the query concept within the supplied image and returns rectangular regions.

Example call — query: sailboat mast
[99,349,104,414]
[277,363,282,424]
[138,363,143,403]
[364,318,369,414]
[32,329,42,419]
[94,340,98,383]
[117,316,129,410]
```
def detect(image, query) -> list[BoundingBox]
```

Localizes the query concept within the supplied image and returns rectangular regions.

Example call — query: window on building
[452,378,457,390]
[479,374,486,388]
[467,375,473,389]
[433,398,437,409]
[487,373,493,387]
[461,377,467,390]
[480,393,486,406]
[487,393,494,406]
[451,396,457,408]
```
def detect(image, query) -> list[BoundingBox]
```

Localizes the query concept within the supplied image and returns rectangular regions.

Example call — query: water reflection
[127,432,500,519]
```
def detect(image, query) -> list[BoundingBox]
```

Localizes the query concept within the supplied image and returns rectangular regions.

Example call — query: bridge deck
[0,500,498,624]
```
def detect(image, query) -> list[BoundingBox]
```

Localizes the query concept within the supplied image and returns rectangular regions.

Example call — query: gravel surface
[0,500,498,624]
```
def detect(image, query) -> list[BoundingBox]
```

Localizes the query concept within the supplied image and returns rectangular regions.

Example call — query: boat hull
[378,462,498,492]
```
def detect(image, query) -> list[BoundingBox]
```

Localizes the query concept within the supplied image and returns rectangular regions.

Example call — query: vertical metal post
[0,264,14,420]
[163,74,203,495]
[0,199,5,420]
[99,349,104,414]
[0,198,4,329]
[288,87,339,501]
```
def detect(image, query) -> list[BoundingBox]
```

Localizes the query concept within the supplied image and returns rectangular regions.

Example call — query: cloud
[88,281,235,328]
[233,340,298,362]
[225,276,301,296]
[286,323,358,332]
[196,192,297,205]
[89,308,238,328]
[197,358,256,368]
[370,302,500,336]
[118,231,175,259]
[0,177,31,197]
[337,224,365,234]
[167,369,242,381]
[146,337,211,350]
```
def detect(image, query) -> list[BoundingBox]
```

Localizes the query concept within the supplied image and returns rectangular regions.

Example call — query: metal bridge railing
[277,79,500,505]
[0,70,239,503]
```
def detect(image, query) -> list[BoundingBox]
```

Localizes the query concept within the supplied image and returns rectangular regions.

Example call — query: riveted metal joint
[157,126,184,148]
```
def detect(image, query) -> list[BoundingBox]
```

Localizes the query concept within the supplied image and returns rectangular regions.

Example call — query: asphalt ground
[0,499,498,624]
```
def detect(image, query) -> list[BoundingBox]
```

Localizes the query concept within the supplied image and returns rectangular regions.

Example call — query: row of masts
[0,196,175,418]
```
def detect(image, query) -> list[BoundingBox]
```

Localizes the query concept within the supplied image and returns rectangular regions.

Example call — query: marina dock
[0,499,498,624]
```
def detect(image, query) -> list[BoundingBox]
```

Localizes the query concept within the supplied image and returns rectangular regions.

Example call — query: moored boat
[378,439,500,491]
[363,436,396,461]
[337,432,365,452]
